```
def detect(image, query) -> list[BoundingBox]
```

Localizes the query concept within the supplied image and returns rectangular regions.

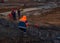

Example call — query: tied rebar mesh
[0,18,60,43]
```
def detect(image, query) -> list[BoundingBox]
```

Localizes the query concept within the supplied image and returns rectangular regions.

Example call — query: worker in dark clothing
[17,9,21,19]
[18,15,28,32]
[11,9,16,20]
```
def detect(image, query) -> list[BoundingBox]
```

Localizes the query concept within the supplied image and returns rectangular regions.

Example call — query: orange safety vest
[19,15,27,22]
[19,15,29,27]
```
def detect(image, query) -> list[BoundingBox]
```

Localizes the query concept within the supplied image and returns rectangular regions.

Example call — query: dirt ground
[28,7,60,26]
[0,6,24,13]
[0,7,60,43]
[0,7,60,26]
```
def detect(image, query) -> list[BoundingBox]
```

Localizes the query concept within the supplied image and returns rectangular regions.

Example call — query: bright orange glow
[19,15,27,22]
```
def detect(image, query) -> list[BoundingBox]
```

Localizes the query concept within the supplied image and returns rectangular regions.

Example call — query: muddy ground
[28,7,60,26]
[0,7,60,43]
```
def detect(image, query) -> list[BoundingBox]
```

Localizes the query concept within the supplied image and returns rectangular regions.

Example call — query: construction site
[0,0,60,43]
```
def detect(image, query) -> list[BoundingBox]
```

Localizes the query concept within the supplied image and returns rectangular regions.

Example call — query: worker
[17,8,21,19]
[18,15,28,32]
[11,9,16,20]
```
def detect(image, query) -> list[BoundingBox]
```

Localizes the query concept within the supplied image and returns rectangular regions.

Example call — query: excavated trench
[0,18,60,43]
